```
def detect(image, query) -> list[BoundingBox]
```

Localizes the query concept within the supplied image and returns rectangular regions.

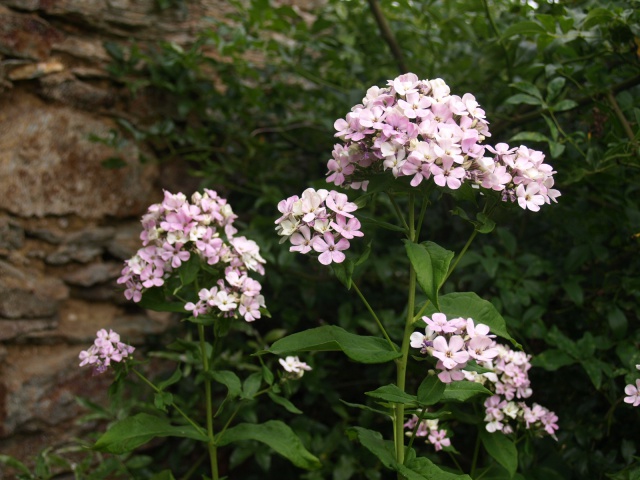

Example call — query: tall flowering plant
[79,190,320,479]
[271,73,559,479]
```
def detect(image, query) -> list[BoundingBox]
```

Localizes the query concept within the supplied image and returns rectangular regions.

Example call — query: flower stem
[353,281,397,352]
[395,193,417,469]
[131,368,206,437]
[198,324,219,480]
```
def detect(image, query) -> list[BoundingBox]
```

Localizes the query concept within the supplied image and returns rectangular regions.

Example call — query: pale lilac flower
[624,379,640,406]
[313,232,350,265]
[279,356,312,379]
[78,329,134,375]
[428,429,451,451]
[432,335,469,370]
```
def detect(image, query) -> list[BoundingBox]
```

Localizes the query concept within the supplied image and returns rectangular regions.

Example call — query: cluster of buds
[275,188,363,265]
[117,190,266,322]
[403,415,451,451]
[327,73,560,211]
[78,329,134,376]
[410,314,558,438]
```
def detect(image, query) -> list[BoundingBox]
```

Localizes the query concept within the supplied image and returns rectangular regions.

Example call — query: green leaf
[505,93,544,106]
[217,421,321,470]
[0,455,31,475]
[551,99,578,112]
[137,287,186,313]
[405,240,454,311]
[405,455,473,479]
[546,77,565,103]
[210,370,242,400]
[479,429,518,478]
[441,381,492,402]
[581,358,603,389]
[549,142,565,158]
[157,367,182,391]
[332,259,355,289]
[417,376,446,406]
[608,307,628,339]
[101,157,128,169]
[423,292,520,348]
[267,392,303,414]
[475,213,496,234]
[242,372,262,399]
[510,82,543,99]
[530,349,576,371]
[93,413,207,454]
[267,325,401,364]
[365,384,418,405]
[178,254,201,287]
[582,7,614,28]
[509,132,549,143]
[154,391,174,412]
[501,21,546,39]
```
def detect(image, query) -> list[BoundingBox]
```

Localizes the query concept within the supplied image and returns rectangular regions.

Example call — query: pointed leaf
[242,372,263,399]
[157,367,182,391]
[267,325,401,364]
[530,349,576,371]
[406,455,473,479]
[267,392,303,414]
[441,381,492,402]
[365,384,418,405]
[479,429,518,478]
[405,240,454,311]
[210,370,242,400]
[502,21,546,39]
[332,259,355,289]
[217,421,321,470]
[417,376,445,406]
[423,292,520,347]
[93,413,207,454]
[178,254,200,287]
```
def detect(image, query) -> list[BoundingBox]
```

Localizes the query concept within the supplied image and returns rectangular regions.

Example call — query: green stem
[470,429,481,477]
[405,405,428,452]
[481,0,513,80]
[445,229,478,283]
[414,194,430,242]
[606,90,639,149]
[198,324,219,480]
[131,369,206,437]
[353,281,397,351]
[387,192,410,233]
[395,194,417,470]
[548,111,587,158]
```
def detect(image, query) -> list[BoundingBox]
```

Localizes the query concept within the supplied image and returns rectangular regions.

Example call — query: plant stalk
[198,324,219,480]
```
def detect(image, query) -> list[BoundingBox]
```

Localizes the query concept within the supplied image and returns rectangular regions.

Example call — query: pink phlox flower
[326,153,355,186]
[185,300,208,317]
[79,345,99,367]
[213,290,238,313]
[241,277,262,297]
[428,78,451,100]
[381,112,411,139]
[466,318,494,338]
[402,156,432,187]
[433,138,464,165]
[326,191,358,218]
[313,232,350,265]
[239,294,265,322]
[437,363,466,383]
[196,230,223,264]
[230,236,266,274]
[486,142,517,157]
[275,195,299,224]
[430,102,453,123]
[96,328,120,346]
[624,379,640,406]
[279,356,312,378]
[330,215,364,240]
[290,225,316,254]
[410,325,436,354]
[299,188,327,223]
[140,264,165,288]
[391,73,420,96]
[516,183,546,212]
[160,242,190,269]
[432,335,470,369]
[468,336,499,362]
[123,281,142,303]
[397,91,432,119]
[424,313,457,334]
[225,268,246,288]
[138,246,165,269]
[428,429,451,451]
[161,190,187,211]
[431,157,466,190]
[358,105,388,129]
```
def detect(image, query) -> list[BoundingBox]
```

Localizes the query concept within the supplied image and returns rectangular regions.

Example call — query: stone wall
[0,0,238,473]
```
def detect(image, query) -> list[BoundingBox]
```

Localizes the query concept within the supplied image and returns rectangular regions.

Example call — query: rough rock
[0,90,158,219]
[0,5,64,60]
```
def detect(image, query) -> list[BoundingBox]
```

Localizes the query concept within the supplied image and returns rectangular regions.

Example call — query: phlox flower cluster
[327,73,560,211]
[623,364,640,407]
[275,188,363,265]
[477,343,558,438]
[403,415,450,451]
[279,356,312,379]
[410,313,498,384]
[117,190,266,322]
[78,329,134,375]
[410,314,558,438]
